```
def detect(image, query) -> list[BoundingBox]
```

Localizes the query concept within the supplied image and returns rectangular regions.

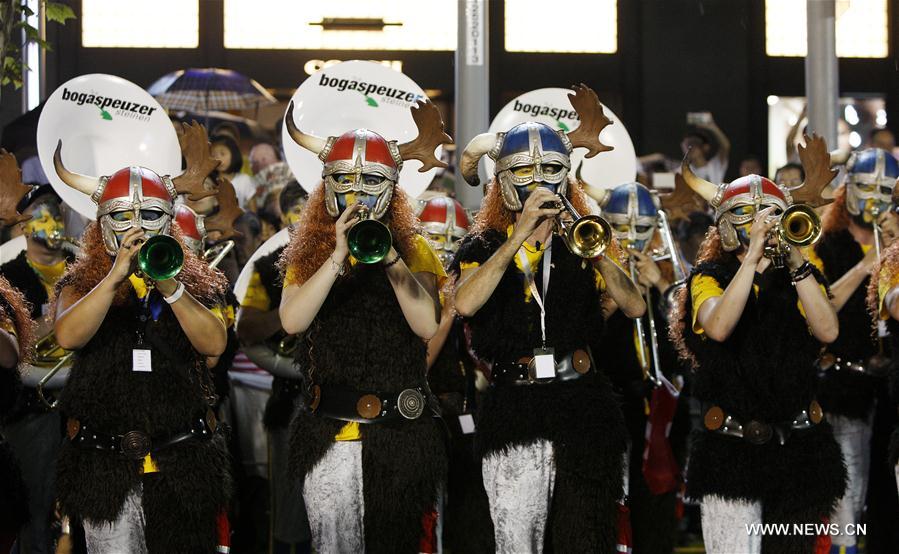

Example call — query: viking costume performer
[51,122,232,554]
[810,148,899,554]
[417,194,494,553]
[0,168,38,554]
[596,181,691,554]
[452,84,644,553]
[279,99,450,554]
[235,180,312,553]
[671,136,846,554]
[0,151,73,554]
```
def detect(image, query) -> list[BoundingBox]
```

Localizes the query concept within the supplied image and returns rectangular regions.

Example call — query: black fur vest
[680,258,845,530]
[815,229,878,419]
[452,229,628,553]
[0,251,69,318]
[55,283,231,553]
[288,262,446,554]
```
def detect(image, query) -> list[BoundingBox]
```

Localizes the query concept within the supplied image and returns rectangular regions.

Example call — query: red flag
[642,374,681,495]
[616,502,633,553]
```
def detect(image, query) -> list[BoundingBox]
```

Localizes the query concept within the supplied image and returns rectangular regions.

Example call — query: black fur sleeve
[448,230,504,275]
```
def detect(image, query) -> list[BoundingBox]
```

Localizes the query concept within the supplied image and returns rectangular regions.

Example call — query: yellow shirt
[128,274,230,328]
[459,225,619,301]
[690,273,827,334]
[285,235,445,442]
[241,270,272,312]
[27,258,67,298]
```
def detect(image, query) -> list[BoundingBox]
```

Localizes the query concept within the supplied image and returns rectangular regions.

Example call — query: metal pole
[454,0,488,209]
[805,0,839,147]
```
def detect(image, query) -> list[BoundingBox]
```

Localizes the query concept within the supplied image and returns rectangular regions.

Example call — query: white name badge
[532,347,556,379]
[132,349,152,372]
[458,414,476,435]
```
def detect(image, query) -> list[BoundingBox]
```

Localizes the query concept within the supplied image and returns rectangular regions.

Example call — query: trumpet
[203,240,234,270]
[45,232,80,250]
[549,195,612,258]
[33,331,73,409]
[764,204,822,268]
[347,206,393,264]
[137,235,184,281]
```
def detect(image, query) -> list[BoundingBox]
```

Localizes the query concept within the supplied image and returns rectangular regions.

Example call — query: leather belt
[492,348,593,386]
[66,409,218,460]
[308,384,434,423]
[817,352,891,378]
[702,401,824,446]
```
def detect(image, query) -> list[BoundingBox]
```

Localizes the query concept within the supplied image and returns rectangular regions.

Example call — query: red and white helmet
[284,99,452,220]
[416,194,471,263]
[52,122,219,254]
[318,129,402,219]
[174,204,205,255]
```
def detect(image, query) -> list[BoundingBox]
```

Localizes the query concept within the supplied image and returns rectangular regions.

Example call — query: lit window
[766,0,887,58]
[224,0,456,50]
[505,0,617,54]
[81,0,198,48]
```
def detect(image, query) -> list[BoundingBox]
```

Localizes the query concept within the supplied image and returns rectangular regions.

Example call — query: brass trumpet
[34,331,73,409]
[550,195,612,258]
[764,204,822,268]
[137,235,184,281]
[347,206,392,264]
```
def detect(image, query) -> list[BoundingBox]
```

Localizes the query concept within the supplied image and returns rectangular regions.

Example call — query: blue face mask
[336,192,379,214]
[514,182,558,205]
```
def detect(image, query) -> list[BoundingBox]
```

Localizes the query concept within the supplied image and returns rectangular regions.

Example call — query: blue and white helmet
[845,148,899,219]
[601,182,659,252]
[460,84,613,211]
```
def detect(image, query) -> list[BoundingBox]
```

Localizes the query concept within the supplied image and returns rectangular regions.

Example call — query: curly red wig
[867,238,899,323]
[55,222,227,308]
[279,183,422,286]
[821,184,851,234]
[0,275,36,363]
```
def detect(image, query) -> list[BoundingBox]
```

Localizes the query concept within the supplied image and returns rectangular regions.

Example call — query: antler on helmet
[172,121,221,201]
[566,83,614,158]
[0,150,33,226]
[793,133,837,207]
[284,101,327,156]
[397,99,452,173]
[202,176,244,240]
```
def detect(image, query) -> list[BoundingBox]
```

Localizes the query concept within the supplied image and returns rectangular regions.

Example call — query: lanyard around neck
[517,242,552,348]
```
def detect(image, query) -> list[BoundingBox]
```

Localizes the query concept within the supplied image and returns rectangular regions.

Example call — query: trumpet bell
[347,219,392,264]
[779,204,821,247]
[138,235,184,281]
[562,215,612,258]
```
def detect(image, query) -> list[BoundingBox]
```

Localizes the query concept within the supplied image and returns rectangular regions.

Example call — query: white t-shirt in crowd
[691,155,728,185]
[230,173,258,209]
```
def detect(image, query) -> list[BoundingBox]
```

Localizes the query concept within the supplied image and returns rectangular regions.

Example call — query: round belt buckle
[121,430,151,460]
[66,418,81,440]
[397,389,425,420]
[309,385,322,412]
[703,406,725,431]
[357,394,382,419]
[572,349,591,374]
[809,400,823,424]
[744,420,773,445]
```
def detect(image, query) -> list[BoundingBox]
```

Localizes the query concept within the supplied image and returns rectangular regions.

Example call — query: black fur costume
[427,317,495,554]
[288,261,447,554]
[814,230,878,419]
[679,258,846,554]
[54,272,232,553]
[255,246,302,430]
[602,287,690,554]
[452,229,627,553]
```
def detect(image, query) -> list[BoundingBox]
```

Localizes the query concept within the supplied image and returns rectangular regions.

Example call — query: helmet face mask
[845,148,899,226]
[603,182,658,253]
[417,195,471,266]
[711,174,790,252]
[93,167,175,255]
[491,122,572,211]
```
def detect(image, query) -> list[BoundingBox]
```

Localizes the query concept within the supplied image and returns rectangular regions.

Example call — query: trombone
[35,331,73,409]
[550,194,612,258]
[763,204,822,268]
[204,240,234,270]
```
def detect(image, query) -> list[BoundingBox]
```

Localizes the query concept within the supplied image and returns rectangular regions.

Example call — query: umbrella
[147,68,276,113]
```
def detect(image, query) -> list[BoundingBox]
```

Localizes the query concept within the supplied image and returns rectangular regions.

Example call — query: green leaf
[45,2,75,24]
[21,5,35,17]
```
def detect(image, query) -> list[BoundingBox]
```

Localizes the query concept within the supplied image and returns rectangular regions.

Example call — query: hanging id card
[132,349,152,372]
[531,346,556,379]
[458,414,476,435]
